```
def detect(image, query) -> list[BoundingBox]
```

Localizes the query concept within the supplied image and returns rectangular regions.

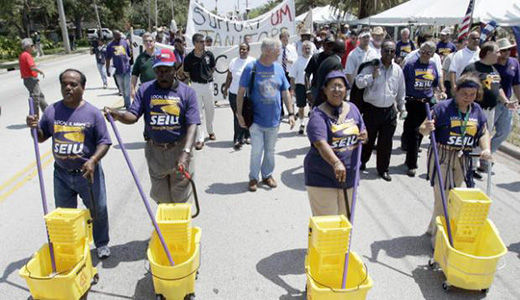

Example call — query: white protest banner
[186,0,296,47]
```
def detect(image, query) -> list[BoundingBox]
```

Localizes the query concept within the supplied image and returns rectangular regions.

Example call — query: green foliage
[248,0,280,19]
[0,36,21,60]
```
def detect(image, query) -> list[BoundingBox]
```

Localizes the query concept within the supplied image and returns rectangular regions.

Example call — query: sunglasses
[420,50,434,55]
[382,48,396,54]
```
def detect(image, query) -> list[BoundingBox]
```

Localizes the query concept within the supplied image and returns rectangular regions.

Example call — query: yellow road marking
[0,155,54,203]
[0,150,52,192]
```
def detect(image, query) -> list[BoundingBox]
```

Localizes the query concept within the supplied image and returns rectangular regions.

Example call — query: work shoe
[262,176,277,188]
[208,133,216,140]
[248,179,258,192]
[407,168,416,177]
[472,170,483,180]
[379,172,392,182]
[233,141,242,150]
[97,246,110,259]
[244,138,251,145]
[298,124,305,134]
[195,141,204,150]
[360,163,366,171]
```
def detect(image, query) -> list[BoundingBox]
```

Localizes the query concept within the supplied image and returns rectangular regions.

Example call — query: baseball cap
[300,28,312,35]
[153,48,177,68]
[440,27,451,35]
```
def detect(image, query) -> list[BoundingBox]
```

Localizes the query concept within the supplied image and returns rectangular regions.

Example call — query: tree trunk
[74,15,83,39]
[358,0,370,19]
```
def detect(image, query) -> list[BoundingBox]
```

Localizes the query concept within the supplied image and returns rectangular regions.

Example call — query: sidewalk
[0,47,90,74]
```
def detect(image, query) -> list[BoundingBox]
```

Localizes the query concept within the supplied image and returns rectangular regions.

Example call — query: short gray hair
[261,38,281,54]
[400,28,410,35]
[302,40,313,48]
[420,41,437,52]
[21,38,33,49]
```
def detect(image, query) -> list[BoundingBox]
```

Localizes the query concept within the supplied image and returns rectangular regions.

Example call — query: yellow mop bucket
[432,216,506,292]
[147,227,201,300]
[305,250,373,300]
[19,239,98,300]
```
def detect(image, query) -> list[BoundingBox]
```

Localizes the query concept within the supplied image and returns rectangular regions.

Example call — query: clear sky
[199,0,271,15]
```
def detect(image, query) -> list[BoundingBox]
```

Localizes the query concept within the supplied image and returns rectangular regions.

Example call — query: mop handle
[341,142,363,289]
[106,113,175,266]
[425,103,454,247]
[28,98,57,273]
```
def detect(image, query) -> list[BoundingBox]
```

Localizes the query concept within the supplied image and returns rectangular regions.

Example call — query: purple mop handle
[341,142,363,289]
[28,98,57,273]
[105,113,175,266]
[425,103,454,247]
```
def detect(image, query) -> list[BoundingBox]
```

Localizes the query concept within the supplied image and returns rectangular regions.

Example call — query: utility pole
[56,0,71,53]
[148,0,152,31]
[155,0,158,28]
[94,0,102,31]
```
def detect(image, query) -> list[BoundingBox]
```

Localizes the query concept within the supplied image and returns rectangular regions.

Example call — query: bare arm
[449,71,456,91]
[104,107,139,124]
[223,71,232,98]
[236,86,247,128]
[513,85,520,102]
[130,75,139,98]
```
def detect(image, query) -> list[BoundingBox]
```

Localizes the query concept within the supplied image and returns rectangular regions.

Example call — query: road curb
[499,141,520,160]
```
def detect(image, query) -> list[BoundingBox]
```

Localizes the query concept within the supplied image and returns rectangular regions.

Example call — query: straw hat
[496,38,516,51]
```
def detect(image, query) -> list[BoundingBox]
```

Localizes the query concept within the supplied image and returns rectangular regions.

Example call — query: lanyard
[457,105,471,152]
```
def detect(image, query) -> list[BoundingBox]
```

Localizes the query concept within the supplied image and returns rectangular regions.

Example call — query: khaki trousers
[427,149,464,241]
[307,186,353,217]
[144,140,195,204]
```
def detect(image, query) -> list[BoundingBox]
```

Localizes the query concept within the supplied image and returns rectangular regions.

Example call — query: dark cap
[322,70,349,89]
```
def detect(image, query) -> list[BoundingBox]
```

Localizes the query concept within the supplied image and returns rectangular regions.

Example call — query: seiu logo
[150,115,180,126]
[53,124,85,155]
[331,135,358,149]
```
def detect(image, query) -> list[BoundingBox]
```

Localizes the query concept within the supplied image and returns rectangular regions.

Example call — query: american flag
[480,21,498,44]
[458,0,475,40]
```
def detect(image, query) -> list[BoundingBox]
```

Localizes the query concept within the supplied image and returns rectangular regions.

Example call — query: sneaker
[208,133,216,141]
[262,176,277,188]
[248,179,258,192]
[233,141,242,150]
[244,138,251,145]
[103,83,107,89]
[298,124,305,134]
[407,168,416,177]
[97,245,110,259]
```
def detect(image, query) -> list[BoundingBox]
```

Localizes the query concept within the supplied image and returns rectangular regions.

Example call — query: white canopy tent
[357,0,520,26]
[296,5,357,24]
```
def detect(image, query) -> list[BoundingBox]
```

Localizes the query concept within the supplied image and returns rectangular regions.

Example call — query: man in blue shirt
[106,30,132,109]
[236,38,295,192]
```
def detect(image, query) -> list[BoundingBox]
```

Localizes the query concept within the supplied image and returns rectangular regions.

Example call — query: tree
[0,0,56,37]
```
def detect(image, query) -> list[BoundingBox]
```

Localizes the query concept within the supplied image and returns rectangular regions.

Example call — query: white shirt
[344,46,380,75]
[294,40,317,57]
[289,55,311,85]
[403,49,443,79]
[355,61,406,111]
[369,41,381,57]
[442,52,455,77]
[228,56,255,94]
[449,47,480,80]
[277,43,297,73]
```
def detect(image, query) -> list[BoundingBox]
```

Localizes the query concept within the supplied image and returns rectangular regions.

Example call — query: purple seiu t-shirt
[396,40,415,58]
[436,41,456,57]
[39,101,112,170]
[129,80,201,143]
[494,57,520,99]
[431,99,487,151]
[304,103,365,189]
[106,39,131,74]
[404,58,439,99]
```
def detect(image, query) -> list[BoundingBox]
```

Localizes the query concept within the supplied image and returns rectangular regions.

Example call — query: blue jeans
[114,72,131,108]
[491,102,513,153]
[249,123,279,181]
[96,63,107,85]
[54,163,109,248]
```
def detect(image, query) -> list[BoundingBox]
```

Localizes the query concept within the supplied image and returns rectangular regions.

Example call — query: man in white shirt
[369,26,385,57]
[449,31,480,90]
[289,41,313,134]
[294,28,317,57]
[442,39,466,98]
[278,30,298,116]
[355,40,406,182]
[344,28,380,86]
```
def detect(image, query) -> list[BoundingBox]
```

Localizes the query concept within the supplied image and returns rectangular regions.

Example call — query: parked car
[87,28,113,41]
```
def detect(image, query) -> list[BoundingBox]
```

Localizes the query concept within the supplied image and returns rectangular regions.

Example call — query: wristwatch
[183,147,191,154]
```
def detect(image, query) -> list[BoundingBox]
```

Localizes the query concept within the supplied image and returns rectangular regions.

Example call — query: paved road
[0,53,519,299]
